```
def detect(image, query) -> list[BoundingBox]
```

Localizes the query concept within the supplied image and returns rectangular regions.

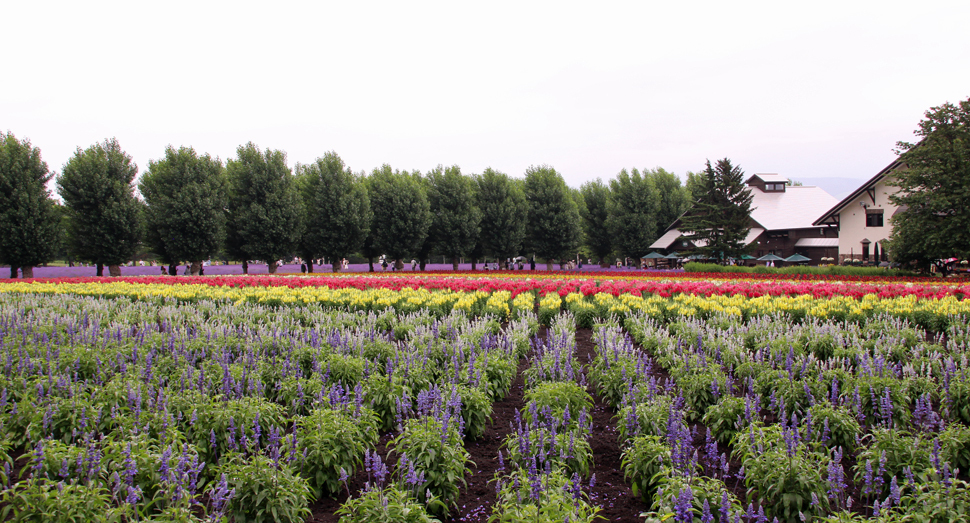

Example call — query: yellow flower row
[2,281,968,329]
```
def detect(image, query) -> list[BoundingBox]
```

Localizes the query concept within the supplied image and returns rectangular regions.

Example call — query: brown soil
[309,327,651,522]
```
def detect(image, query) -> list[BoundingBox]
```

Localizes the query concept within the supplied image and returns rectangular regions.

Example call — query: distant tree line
[0,135,707,277]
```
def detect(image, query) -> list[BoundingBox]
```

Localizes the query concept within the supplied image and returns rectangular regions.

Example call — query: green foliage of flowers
[336,484,442,523]
[616,396,673,443]
[504,425,594,478]
[296,406,378,498]
[702,396,746,445]
[808,402,862,451]
[1,480,121,523]
[523,381,592,427]
[854,428,933,497]
[621,435,669,503]
[390,416,473,517]
[488,469,602,523]
[217,454,314,523]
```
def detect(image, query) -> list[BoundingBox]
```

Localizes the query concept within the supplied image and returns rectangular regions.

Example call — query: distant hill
[790,177,866,201]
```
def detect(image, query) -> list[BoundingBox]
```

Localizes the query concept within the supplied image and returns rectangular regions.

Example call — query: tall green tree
[685,170,706,203]
[476,168,527,268]
[607,168,660,262]
[648,167,691,240]
[579,179,612,266]
[296,152,371,273]
[427,165,480,270]
[523,165,582,269]
[140,146,228,276]
[366,165,431,267]
[225,143,304,274]
[888,97,970,273]
[57,138,141,277]
[0,132,59,278]
[679,158,754,262]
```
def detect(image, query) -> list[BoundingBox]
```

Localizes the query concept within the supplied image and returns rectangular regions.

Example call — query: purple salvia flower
[674,487,693,523]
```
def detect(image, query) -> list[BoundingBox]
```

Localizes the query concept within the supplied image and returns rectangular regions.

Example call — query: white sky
[4,1,969,191]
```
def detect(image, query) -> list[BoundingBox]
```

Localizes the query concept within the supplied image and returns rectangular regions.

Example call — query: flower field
[2,273,970,522]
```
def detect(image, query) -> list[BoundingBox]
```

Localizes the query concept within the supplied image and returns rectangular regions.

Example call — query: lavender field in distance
[25,262,673,278]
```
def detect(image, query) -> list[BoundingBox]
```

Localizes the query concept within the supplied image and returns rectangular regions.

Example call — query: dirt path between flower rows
[310,328,650,523]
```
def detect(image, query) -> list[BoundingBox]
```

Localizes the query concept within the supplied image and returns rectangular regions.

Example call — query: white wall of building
[837,177,899,261]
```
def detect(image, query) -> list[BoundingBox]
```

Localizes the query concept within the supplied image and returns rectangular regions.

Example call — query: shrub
[854,428,933,499]
[616,396,673,443]
[503,425,593,478]
[620,435,669,504]
[676,370,725,422]
[702,396,746,445]
[939,423,970,473]
[488,468,601,523]
[295,407,378,498]
[390,416,473,517]
[217,454,314,523]
[336,484,441,523]
[1,480,121,523]
[808,402,862,451]
[648,472,741,523]
[523,381,593,428]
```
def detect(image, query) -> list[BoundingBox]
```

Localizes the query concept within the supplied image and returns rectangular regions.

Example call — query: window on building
[764,183,784,191]
[866,211,884,227]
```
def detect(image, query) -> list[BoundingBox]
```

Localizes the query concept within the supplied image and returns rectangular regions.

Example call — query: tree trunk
[546,260,554,271]
[242,260,248,275]
[394,259,403,270]
[9,267,16,278]
[368,257,374,272]
[307,261,314,273]
[96,263,104,277]
[168,264,177,276]
[21,266,33,278]
[452,256,460,271]
[420,260,427,271]
[108,265,121,277]
[190,261,202,276]
[268,262,277,274]
[471,259,477,271]
[331,261,341,272]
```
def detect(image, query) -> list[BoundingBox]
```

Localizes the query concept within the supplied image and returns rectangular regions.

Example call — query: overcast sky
[4,1,969,193]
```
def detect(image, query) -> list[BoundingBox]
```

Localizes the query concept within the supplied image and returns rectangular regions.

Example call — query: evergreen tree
[607,168,660,262]
[427,165,480,270]
[523,165,581,268]
[0,132,58,278]
[679,158,754,262]
[225,143,304,274]
[57,138,141,277]
[140,146,227,275]
[366,165,431,267]
[579,179,612,265]
[476,168,527,268]
[888,97,970,273]
[296,152,371,273]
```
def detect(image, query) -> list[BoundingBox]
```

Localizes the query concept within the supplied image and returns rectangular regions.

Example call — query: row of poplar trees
[0,133,699,277]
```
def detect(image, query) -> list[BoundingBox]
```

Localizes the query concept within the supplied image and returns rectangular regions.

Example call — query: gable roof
[813,158,904,226]
[746,173,789,184]
[749,185,838,230]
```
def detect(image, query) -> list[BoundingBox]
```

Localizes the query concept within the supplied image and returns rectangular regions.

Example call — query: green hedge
[683,262,918,277]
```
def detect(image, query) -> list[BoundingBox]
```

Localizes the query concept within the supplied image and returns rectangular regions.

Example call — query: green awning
[757,254,785,261]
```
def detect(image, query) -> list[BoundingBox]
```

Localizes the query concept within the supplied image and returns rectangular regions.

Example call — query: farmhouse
[650,173,839,261]
[813,158,903,264]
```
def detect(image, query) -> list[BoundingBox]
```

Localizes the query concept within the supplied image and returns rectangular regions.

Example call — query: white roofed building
[813,159,903,264]
[650,174,840,262]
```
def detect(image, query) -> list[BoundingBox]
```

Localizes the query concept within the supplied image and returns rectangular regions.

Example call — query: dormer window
[764,183,785,192]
